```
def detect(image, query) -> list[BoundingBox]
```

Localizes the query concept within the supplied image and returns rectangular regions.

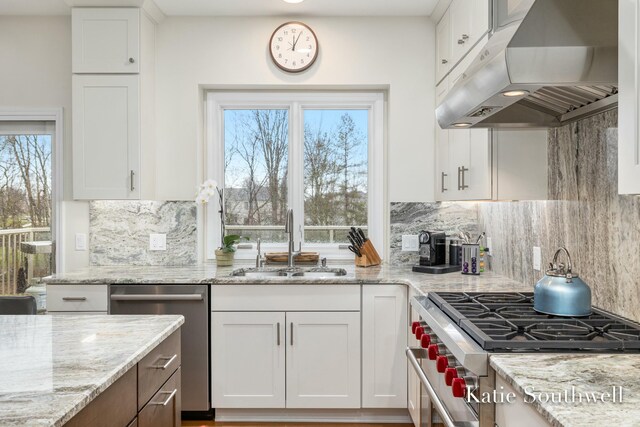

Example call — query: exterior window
[206,92,384,260]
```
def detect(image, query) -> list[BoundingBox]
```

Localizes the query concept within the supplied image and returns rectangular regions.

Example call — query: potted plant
[196,179,248,267]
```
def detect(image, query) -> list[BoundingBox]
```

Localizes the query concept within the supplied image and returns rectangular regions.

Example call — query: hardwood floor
[182,422,413,427]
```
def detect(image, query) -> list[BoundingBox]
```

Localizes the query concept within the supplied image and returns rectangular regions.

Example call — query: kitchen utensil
[475,232,485,245]
[534,247,592,316]
[458,231,471,244]
[348,245,361,257]
[461,243,480,275]
[349,231,363,247]
[347,234,358,249]
[357,228,367,242]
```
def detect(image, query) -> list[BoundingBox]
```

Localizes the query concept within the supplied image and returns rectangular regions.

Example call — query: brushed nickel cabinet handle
[462,34,469,40]
[441,59,448,64]
[290,322,294,346]
[129,57,135,63]
[152,354,177,370]
[150,389,177,406]
[277,322,281,346]
[441,172,448,192]
[458,39,465,44]
[457,167,462,190]
[130,170,135,192]
[460,166,469,190]
[62,297,87,301]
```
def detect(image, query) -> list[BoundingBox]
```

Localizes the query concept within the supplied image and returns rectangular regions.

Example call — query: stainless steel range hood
[436,0,618,129]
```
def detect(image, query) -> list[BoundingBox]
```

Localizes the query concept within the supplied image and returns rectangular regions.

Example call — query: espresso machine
[412,230,461,274]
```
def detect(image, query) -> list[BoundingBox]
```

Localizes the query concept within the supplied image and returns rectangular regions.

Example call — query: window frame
[205,91,384,261]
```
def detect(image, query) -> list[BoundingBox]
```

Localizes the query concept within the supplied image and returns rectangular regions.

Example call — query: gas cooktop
[427,292,640,352]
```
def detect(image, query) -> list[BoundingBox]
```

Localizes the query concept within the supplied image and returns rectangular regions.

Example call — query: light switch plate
[533,246,542,271]
[75,233,87,251]
[149,233,167,251]
[402,235,419,252]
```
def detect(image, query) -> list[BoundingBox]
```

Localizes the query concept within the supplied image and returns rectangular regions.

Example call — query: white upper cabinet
[619,0,640,194]
[436,8,452,82]
[449,0,472,66]
[72,8,140,73]
[73,75,140,199]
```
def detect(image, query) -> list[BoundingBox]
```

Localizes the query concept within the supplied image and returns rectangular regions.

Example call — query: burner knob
[451,378,467,398]
[415,326,425,339]
[436,355,456,373]
[420,333,433,348]
[411,321,420,334]
[427,343,446,360]
[444,367,465,386]
[452,376,478,399]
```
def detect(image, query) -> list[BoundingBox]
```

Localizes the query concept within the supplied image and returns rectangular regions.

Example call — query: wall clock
[269,21,318,73]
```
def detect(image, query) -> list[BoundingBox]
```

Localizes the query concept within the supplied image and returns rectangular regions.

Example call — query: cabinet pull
[457,167,462,190]
[461,34,469,40]
[152,354,177,370]
[62,297,87,302]
[458,38,465,44]
[441,59,448,64]
[290,322,294,346]
[277,322,281,346]
[150,389,177,406]
[129,57,135,63]
[130,170,135,192]
[441,172,448,192]
[460,166,469,190]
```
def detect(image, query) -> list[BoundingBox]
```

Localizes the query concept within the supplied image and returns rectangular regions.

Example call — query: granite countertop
[42,264,640,426]
[490,354,640,427]
[44,263,532,296]
[0,314,184,427]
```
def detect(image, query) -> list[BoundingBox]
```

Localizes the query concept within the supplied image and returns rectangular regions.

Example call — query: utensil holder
[461,243,480,275]
[355,240,382,267]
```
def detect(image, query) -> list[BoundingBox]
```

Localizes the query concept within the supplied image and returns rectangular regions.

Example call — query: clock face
[269,21,318,73]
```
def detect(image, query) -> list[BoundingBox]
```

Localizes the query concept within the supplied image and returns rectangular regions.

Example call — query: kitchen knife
[348,245,362,257]
[349,231,363,248]
[347,234,359,249]
[357,228,367,242]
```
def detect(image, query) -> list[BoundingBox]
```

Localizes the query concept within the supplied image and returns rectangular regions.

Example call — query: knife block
[355,240,382,267]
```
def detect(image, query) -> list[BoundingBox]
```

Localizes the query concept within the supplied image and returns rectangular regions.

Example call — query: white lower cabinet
[286,311,361,409]
[211,308,361,409]
[211,312,286,408]
[407,293,422,427]
[46,284,108,312]
[362,285,407,408]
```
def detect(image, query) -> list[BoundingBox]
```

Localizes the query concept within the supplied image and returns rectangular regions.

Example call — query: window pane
[303,110,368,243]
[0,134,53,295]
[223,109,289,243]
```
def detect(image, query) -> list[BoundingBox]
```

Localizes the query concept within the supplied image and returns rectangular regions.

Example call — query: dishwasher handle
[110,294,204,302]
[406,347,478,427]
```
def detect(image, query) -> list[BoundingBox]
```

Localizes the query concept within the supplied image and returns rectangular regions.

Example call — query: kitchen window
[205,92,384,260]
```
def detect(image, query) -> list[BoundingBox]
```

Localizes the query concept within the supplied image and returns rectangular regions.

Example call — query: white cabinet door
[470,0,490,47]
[449,0,472,65]
[435,78,451,201]
[436,7,452,83]
[46,284,108,312]
[286,311,361,408]
[407,301,421,427]
[73,75,140,200]
[448,129,491,201]
[72,8,140,73]
[362,285,408,408]
[211,311,286,408]
[619,0,640,194]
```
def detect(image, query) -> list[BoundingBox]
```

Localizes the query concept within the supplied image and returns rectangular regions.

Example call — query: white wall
[0,16,89,272]
[155,16,436,202]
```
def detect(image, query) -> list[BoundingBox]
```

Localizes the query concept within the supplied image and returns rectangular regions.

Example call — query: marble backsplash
[89,201,197,266]
[390,110,640,322]
[389,202,478,265]
[479,110,640,322]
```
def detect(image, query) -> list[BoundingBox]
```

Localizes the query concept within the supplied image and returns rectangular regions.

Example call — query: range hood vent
[436,0,618,129]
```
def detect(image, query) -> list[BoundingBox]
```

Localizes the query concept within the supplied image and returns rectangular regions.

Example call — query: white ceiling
[0,0,439,17]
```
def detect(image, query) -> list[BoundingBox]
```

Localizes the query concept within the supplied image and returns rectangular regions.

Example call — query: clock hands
[292,31,303,52]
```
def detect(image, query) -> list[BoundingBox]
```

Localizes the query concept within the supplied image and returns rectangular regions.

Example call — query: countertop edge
[52,315,185,427]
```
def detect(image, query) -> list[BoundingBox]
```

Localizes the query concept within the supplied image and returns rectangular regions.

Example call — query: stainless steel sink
[231,267,347,278]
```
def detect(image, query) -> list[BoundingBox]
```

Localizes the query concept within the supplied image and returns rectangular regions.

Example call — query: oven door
[407,347,479,427]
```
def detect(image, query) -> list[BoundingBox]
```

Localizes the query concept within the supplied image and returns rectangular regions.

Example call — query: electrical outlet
[149,233,167,251]
[533,246,542,271]
[75,233,87,251]
[402,235,419,252]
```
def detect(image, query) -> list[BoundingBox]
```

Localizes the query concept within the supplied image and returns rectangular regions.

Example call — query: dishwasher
[109,284,211,418]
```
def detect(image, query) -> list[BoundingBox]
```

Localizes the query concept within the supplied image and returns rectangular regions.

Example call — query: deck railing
[0,227,50,294]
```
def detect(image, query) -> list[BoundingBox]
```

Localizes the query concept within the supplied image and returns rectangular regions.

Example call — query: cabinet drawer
[47,285,108,312]
[139,368,181,427]
[138,330,181,410]
[65,367,137,427]
[211,285,361,311]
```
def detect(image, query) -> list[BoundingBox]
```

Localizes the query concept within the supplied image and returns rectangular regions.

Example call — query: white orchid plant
[196,180,248,252]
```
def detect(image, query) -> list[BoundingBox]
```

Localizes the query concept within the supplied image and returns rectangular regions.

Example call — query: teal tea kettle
[533,247,592,317]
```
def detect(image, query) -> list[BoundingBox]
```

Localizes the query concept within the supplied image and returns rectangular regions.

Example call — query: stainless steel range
[407,292,640,427]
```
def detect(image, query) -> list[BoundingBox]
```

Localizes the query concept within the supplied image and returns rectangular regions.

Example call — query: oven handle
[406,347,477,427]
[110,294,204,301]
